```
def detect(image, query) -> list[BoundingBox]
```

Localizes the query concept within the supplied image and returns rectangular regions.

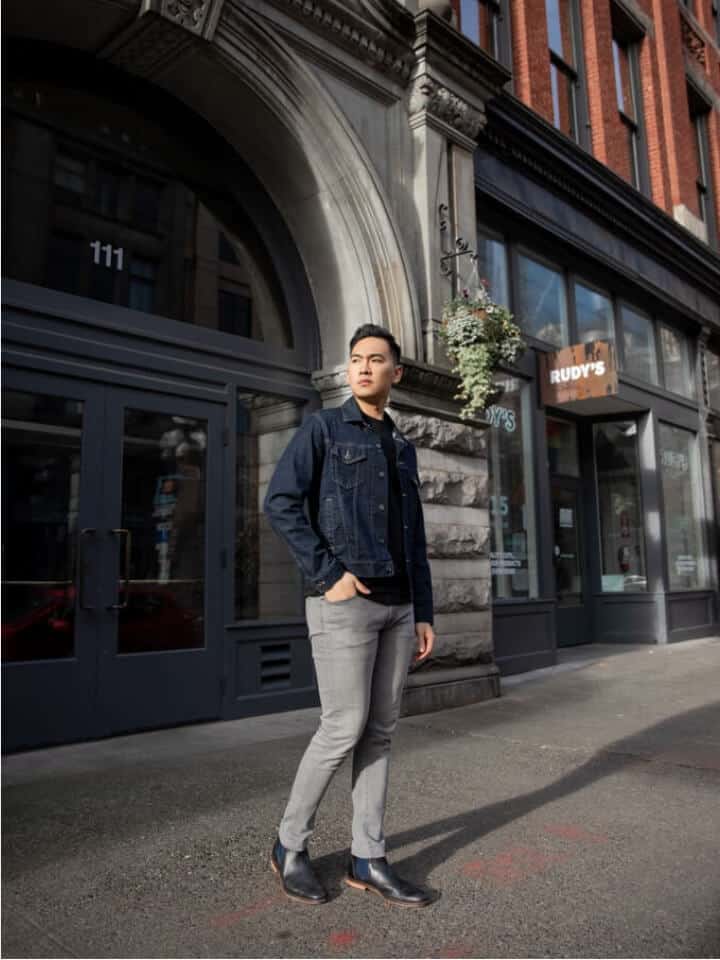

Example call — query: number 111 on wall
[89,241,124,270]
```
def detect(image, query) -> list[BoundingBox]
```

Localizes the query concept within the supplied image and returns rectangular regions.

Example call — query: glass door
[2,372,105,749]
[95,389,224,736]
[546,416,591,647]
[2,373,225,750]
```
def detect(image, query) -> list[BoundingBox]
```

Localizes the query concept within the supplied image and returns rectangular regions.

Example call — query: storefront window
[594,421,647,592]
[658,423,708,591]
[235,393,304,620]
[660,325,694,399]
[476,232,509,307]
[4,79,292,347]
[621,305,658,384]
[575,282,614,343]
[706,348,720,411]
[486,377,538,599]
[517,253,568,347]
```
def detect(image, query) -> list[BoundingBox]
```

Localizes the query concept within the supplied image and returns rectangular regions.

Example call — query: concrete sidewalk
[3,638,720,959]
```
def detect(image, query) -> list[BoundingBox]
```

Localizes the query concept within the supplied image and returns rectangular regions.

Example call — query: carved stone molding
[100,0,224,77]
[265,0,415,82]
[409,75,485,140]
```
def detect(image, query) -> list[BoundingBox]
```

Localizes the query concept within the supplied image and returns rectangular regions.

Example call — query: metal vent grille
[259,643,292,690]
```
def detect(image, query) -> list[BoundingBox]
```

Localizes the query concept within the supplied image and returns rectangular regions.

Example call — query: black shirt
[357,412,411,607]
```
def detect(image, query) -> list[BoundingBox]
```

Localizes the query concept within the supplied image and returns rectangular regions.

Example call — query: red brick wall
[507,0,720,237]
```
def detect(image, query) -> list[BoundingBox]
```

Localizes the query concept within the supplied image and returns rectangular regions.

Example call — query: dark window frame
[687,79,718,250]
[455,0,513,68]
[545,0,590,149]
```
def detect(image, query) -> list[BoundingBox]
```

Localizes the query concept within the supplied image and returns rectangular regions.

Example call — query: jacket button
[378,504,385,511]
[379,536,385,543]
[379,471,385,478]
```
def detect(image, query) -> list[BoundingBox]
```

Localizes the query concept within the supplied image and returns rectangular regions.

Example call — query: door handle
[78,528,97,610]
[108,528,132,610]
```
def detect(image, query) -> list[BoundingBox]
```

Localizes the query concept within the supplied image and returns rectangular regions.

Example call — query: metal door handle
[78,528,97,610]
[108,528,131,610]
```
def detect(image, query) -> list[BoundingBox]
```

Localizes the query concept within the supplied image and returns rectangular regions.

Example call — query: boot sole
[344,876,431,908]
[270,856,328,905]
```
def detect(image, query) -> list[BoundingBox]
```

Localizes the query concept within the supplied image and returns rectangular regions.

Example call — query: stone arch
[101,2,422,368]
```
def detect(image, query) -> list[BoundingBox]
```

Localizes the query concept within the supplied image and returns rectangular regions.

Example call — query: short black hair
[349,324,402,365]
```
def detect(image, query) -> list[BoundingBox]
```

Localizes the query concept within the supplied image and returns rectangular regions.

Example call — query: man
[263,323,435,907]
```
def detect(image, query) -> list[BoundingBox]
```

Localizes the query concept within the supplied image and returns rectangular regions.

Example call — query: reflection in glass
[2,390,83,661]
[658,423,707,591]
[476,232,509,307]
[546,417,579,476]
[552,483,583,602]
[594,421,646,592]
[517,254,568,346]
[575,282,614,343]
[117,410,207,653]
[235,393,304,620]
[621,306,658,384]
[546,0,575,64]
[550,62,578,140]
[486,377,538,599]
[4,80,292,347]
[660,325,694,398]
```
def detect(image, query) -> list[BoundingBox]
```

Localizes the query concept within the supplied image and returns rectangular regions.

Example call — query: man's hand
[414,622,435,663]
[324,572,370,603]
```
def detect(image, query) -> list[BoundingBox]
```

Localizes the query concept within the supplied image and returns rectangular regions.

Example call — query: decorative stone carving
[425,523,489,558]
[681,17,706,66]
[428,629,493,666]
[162,0,212,34]
[391,411,487,455]
[409,76,485,139]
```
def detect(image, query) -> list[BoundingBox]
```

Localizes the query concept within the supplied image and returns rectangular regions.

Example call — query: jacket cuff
[413,603,434,626]
[314,560,346,594]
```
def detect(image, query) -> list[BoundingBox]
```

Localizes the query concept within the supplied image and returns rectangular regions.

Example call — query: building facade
[2,0,719,750]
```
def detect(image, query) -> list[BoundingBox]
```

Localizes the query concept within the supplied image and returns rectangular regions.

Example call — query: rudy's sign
[539,340,618,406]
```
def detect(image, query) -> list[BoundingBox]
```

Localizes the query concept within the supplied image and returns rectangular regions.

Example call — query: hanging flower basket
[439,283,525,421]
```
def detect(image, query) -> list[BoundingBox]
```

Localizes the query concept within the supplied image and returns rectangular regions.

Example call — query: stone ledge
[401,664,500,716]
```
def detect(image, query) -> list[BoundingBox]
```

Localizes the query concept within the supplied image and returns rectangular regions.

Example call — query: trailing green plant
[439,283,525,420]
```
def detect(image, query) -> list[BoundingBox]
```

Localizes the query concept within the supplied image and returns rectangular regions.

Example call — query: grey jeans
[278,595,416,858]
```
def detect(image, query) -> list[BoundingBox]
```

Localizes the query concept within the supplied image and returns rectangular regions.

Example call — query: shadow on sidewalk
[311,701,720,886]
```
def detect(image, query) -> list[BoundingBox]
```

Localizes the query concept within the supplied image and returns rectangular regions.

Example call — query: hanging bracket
[438,203,477,280]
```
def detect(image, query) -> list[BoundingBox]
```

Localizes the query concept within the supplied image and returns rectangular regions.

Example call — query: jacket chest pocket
[331,445,368,489]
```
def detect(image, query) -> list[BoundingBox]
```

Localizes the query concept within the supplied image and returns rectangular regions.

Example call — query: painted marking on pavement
[544,823,608,843]
[210,894,284,929]
[328,929,359,948]
[462,846,569,885]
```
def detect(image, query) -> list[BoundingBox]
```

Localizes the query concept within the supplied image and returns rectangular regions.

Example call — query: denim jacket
[263,395,434,624]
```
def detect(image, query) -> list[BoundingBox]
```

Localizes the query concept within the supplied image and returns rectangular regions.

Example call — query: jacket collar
[340,395,407,443]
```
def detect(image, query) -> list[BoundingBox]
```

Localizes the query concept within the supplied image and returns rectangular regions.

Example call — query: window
[660,324,695,399]
[53,151,86,195]
[486,376,538,599]
[546,0,583,142]
[458,0,501,57]
[659,424,708,591]
[612,39,646,191]
[706,348,720,411]
[517,253,568,346]
[688,83,718,249]
[620,305,658,384]
[595,421,647,592]
[128,257,156,313]
[218,286,252,338]
[574,282,614,343]
[4,80,293,346]
[235,392,304,620]
[476,231,509,307]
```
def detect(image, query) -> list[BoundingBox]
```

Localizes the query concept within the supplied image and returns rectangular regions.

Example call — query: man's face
[347,336,403,402]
